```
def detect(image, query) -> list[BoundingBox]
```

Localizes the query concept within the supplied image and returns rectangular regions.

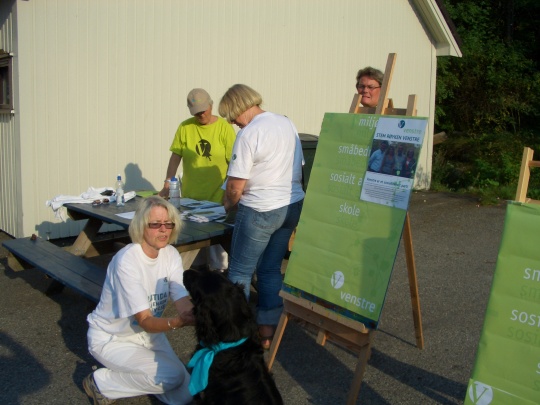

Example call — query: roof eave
[412,0,463,57]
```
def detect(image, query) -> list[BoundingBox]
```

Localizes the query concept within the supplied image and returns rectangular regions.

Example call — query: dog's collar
[187,337,248,395]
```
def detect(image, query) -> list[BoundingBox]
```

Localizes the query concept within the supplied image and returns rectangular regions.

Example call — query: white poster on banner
[361,117,427,210]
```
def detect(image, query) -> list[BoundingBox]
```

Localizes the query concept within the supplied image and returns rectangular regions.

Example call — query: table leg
[181,249,200,269]
[175,234,232,269]
[69,217,103,257]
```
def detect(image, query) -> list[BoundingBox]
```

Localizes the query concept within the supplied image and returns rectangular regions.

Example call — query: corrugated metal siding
[0,0,21,238]
[11,0,438,238]
[0,113,20,237]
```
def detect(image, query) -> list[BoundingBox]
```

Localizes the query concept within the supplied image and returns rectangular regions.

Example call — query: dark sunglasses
[148,222,175,229]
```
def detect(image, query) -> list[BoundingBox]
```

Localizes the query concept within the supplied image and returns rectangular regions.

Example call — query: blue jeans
[227,200,303,326]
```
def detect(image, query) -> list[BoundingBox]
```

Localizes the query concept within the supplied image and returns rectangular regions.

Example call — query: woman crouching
[84,196,194,404]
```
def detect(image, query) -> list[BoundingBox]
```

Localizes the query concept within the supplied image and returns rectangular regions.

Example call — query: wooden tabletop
[64,197,232,265]
[64,197,233,246]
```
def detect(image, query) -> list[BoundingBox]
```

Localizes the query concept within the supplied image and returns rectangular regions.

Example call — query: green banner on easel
[464,202,540,405]
[283,113,427,328]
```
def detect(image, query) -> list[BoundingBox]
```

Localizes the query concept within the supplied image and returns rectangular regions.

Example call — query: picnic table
[2,197,233,303]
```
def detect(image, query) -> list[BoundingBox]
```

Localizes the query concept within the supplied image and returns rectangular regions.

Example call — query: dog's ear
[194,297,222,345]
[186,269,223,344]
[183,269,198,293]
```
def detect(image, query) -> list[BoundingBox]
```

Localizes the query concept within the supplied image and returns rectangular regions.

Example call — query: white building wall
[10,0,441,238]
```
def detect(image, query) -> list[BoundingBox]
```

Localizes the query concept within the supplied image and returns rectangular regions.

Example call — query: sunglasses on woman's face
[147,222,175,229]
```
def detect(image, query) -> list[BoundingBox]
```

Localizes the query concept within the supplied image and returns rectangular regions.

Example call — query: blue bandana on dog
[187,337,248,395]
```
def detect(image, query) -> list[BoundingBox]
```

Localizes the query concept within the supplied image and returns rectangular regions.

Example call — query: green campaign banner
[464,202,540,405]
[283,113,427,328]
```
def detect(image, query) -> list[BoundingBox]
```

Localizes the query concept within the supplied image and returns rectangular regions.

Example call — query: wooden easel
[267,53,424,404]
[515,147,540,204]
[350,53,424,350]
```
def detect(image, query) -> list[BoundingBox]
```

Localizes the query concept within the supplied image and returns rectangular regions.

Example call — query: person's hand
[174,296,195,326]
[158,187,168,198]
[178,309,195,326]
[224,201,239,214]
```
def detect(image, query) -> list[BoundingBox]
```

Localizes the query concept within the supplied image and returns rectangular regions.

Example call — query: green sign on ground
[283,113,427,328]
[465,202,540,405]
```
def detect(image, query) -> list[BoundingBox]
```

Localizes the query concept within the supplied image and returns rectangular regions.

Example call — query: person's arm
[223,176,247,212]
[368,152,374,166]
[368,150,378,168]
[133,308,185,333]
[133,296,194,333]
[158,153,182,197]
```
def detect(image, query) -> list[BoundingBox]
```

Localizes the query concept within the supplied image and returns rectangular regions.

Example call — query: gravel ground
[0,191,507,404]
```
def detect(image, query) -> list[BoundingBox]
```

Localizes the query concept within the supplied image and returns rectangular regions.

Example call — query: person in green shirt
[160,88,236,271]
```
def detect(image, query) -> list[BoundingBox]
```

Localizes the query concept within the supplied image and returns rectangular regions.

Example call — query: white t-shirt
[87,243,189,336]
[227,112,305,211]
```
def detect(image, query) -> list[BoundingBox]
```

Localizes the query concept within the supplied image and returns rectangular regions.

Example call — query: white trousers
[87,327,192,404]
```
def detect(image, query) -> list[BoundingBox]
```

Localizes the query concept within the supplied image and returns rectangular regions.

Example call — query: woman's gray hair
[356,66,384,86]
[128,196,181,244]
[218,84,263,123]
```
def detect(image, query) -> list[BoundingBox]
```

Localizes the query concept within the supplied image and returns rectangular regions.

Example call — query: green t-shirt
[170,116,236,203]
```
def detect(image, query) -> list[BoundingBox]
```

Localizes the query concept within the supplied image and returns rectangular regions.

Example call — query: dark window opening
[0,52,13,112]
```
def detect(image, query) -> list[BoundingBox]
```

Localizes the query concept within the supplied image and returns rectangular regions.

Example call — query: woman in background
[355,66,384,108]
[159,88,236,272]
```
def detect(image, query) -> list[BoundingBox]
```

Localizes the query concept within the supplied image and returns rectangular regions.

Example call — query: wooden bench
[2,236,106,303]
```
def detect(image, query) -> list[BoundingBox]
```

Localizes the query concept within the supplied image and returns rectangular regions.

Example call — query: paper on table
[116,211,135,219]
[182,206,226,223]
[180,198,221,209]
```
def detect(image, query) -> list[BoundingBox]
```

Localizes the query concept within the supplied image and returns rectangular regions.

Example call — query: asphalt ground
[0,191,507,404]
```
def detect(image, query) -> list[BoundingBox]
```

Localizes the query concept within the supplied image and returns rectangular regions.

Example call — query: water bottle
[115,174,125,207]
[169,176,181,209]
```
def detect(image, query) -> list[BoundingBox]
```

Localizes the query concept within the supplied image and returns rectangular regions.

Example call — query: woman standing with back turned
[218,84,305,349]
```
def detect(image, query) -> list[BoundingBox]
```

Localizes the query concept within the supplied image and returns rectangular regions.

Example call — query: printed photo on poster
[361,117,427,210]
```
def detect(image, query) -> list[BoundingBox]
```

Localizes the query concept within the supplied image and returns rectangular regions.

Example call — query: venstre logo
[331,270,377,313]
[467,381,493,405]
[331,271,345,289]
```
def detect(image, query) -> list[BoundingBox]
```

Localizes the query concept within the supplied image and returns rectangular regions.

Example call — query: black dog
[183,269,283,405]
